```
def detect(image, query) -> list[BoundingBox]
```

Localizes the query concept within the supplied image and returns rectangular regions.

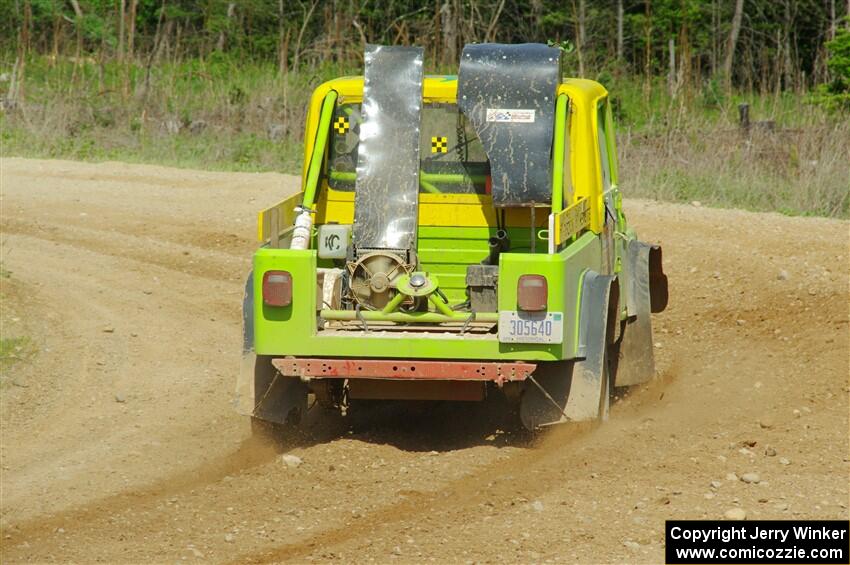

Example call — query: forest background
[1,0,848,217]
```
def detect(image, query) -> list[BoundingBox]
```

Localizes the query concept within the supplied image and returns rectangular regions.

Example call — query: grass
[0,276,36,376]
[0,55,324,172]
[606,75,850,217]
[0,259,37,376]
[0,336,36,374]
[1,119,304,172]
[1,54,848,217]
[618,116,850,218]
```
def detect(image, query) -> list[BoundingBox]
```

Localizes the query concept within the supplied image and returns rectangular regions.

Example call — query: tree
[813,16,850,109]
[722,0,744,89]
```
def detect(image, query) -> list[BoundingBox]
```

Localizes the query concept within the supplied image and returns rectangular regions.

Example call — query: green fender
[235,270,308,426]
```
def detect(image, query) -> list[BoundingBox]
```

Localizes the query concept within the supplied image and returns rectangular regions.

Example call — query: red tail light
[262,271,292,307]
[517,275,547,311]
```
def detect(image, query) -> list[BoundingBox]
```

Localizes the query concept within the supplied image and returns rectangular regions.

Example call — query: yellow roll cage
[301,75,614,235]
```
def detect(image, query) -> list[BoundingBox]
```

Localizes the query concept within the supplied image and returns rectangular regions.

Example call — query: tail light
[517,275,547,311]
[262,271,292,307]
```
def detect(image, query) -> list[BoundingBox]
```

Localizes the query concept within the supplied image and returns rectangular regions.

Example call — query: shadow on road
[274,393,534,453]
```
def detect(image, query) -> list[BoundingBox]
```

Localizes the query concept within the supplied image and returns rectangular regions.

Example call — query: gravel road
[1,157,847,563]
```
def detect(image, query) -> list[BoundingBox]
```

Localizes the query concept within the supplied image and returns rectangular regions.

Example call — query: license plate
[498,311,564,344]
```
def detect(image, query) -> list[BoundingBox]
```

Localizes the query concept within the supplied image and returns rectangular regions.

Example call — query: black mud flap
[648,245,668,313]
[520,271,615,429]
[251,355,309,426]
[613,240,666,387]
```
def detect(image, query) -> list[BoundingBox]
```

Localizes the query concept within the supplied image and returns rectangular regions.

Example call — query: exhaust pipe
[482,229,510,265]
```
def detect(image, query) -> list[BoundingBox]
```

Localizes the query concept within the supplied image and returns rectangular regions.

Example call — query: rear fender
[235,270,308,425]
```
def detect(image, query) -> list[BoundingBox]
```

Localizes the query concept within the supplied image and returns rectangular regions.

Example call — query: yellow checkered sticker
[431,136,448,153]
[334,116,349,134]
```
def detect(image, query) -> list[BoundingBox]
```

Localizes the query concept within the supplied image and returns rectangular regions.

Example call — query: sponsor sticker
[486,108,536,123]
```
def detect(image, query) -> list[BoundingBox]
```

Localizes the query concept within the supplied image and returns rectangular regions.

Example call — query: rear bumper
[271,357,536,386]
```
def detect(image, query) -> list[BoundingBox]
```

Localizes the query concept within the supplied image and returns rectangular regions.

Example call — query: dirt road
[1,157,847,564]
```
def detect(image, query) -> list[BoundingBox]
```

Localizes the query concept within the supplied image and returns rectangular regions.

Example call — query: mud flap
[234,271,308,425]
[520,271,615,429]
[251,355,309,426]
[235,272,257,416]
[613,240,667,387]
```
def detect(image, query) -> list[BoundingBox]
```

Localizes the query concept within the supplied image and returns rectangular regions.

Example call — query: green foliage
[546,39,575,54]
[0,55,307,172]
[812,18,850,110]
[0,1,847,221]
[1,0,847,91]
[0,336,37,373]
[699,77,726,110]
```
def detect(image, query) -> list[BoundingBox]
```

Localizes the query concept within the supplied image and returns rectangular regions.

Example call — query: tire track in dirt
[0,232,249,527]
[2,217,243,283]
[229,375,680,564]
[2,438,280,543]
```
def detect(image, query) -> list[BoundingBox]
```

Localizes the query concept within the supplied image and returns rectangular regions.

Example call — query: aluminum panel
[353,45,424,251]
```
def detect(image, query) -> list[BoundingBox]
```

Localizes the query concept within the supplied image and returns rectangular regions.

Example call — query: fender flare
[566,270,618,421]
[235,271,256,416]
[519,270,617,428]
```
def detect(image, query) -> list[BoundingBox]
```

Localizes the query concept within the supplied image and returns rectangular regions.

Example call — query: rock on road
[1,157,847,563]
